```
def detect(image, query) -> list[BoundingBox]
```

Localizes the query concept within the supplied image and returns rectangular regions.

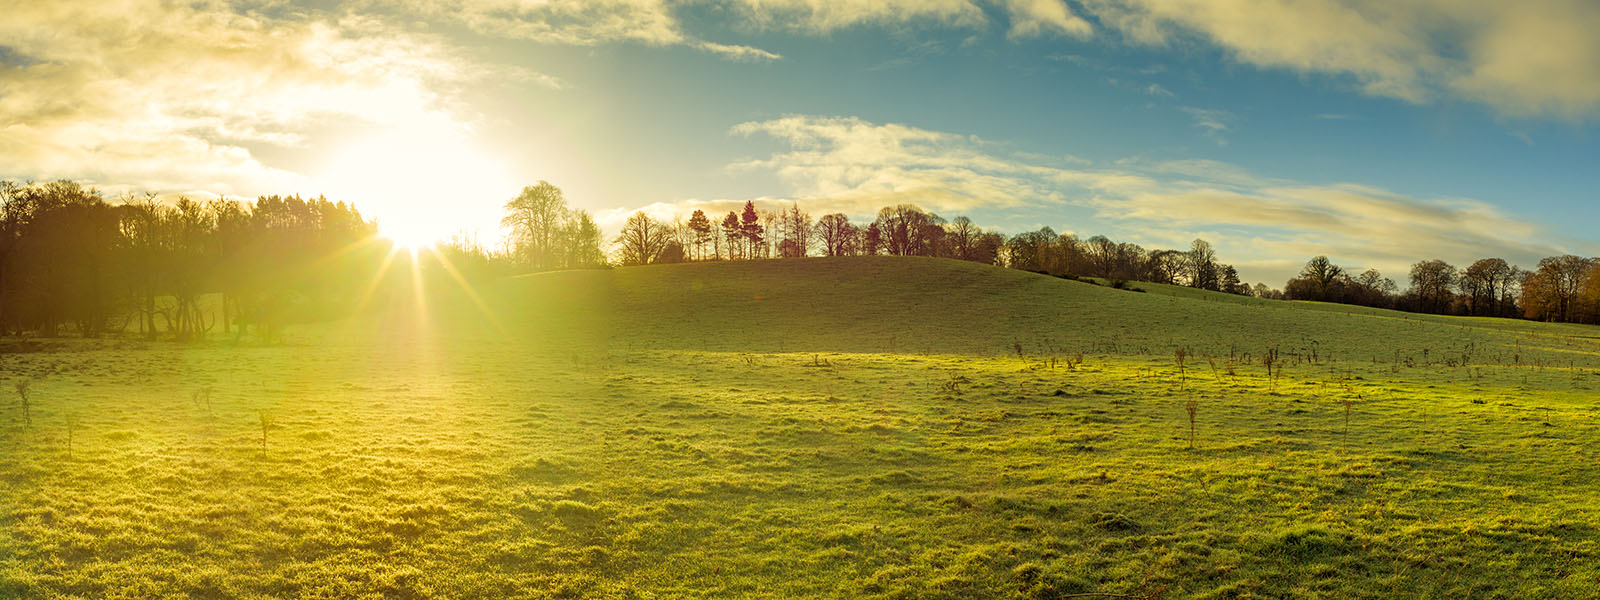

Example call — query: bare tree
[1301,256,1344,299]
[862,221,883,255]
[1408,259,1458,314]
[1084,235,1117,278]
[816,213,856,256]
[874,205,941,256]
[1523,255,1594,321]
[1186,239,1219,290]
[557,210,605,267]
[1144,249,1186,284]
[758,207,778,259]
[117,192,164,339]
[973,231,1005,266]
[946,216,979,260]
[613,212,670,266]
[783,203,812,257]
[501,182,569,268]
[1003,228,1054,272]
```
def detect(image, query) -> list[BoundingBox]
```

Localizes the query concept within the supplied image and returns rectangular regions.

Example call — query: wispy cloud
[400,0,780,60]
[1180,107,1234,145]
[1002,0,1093,38]
[409,1,1600,119]
[27,1,1586,124]
[378,0,1095,61]
[728,116,1069,216]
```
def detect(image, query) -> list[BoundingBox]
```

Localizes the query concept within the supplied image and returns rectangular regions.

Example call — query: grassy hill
[492,256,1600,367]
[3,255,1599,598]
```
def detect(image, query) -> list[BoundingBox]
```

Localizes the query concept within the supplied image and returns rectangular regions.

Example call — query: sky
[2,0,1598,285]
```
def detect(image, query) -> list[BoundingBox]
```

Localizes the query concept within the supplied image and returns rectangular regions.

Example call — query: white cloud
[367,1,1600,119]
[1077,0,1600,119]
[1002,0,1094,38]
[730,115,1068,216]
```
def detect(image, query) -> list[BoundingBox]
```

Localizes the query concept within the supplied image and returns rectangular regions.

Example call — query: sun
[317,120,513,250]
[380,219,440,252]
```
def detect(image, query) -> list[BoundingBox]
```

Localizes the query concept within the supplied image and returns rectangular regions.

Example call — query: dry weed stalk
[258,411,273,457]
[14,378,32,430]
[192,386,214,418]
[1174,348,1189,388]
[1184,397,1199,450]
[65,413,76,460]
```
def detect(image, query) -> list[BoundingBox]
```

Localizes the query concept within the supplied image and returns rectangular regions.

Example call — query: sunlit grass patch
[4,257,1600,597]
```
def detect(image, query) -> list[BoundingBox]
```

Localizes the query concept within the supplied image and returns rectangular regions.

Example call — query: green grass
[3,256,1599,598]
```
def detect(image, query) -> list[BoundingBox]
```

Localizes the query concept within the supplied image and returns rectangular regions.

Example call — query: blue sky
[3,1,1598,284]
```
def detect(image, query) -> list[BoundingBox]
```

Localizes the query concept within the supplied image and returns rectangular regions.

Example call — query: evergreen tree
[721,211,742,259]
[687,209,712,260]
[740,201,763,255]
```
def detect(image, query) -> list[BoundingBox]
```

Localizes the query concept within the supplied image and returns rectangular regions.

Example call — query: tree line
[604,189,1600,325]
[1277,254,1600,324]
[1,180,384,339]
[609,199,1251,293]
[8,176,1600,339]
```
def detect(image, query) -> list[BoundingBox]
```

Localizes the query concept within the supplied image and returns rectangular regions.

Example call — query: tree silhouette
[947,216,979,261]
[502,182,569,269]
[0,181,380,340]
[1219,265,1243,295]
[1522,255,1593,322]
[783,203,811,257]
[862,221,883,256]
[1408,259,1458,314]
[1187,239,1219,291]
[721,211,742,259]
[687,210,713,260]
[740,201,764,257]
[816,213,855,257]
[1301,256,1344,299]
[558,210,605,268]
[614,211,670,266]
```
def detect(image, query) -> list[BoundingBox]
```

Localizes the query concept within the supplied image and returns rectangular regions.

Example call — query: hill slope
[490,256,1600,367]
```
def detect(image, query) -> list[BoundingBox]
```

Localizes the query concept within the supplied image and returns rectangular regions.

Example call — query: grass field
[3,256,1599,598]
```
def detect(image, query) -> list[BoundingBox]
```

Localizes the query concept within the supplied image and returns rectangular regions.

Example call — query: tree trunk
[0,263,8,336]
[144,274,156,340]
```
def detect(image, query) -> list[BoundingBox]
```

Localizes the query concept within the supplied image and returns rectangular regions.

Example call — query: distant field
[3,256,1599,598]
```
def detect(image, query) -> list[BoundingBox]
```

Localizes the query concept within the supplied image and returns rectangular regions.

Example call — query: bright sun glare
[318,122,513,250]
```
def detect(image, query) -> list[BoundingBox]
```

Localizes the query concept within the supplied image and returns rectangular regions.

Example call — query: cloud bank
[371,0,1600,119]
[0,1,506,196]
[1080,0,1600,119]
